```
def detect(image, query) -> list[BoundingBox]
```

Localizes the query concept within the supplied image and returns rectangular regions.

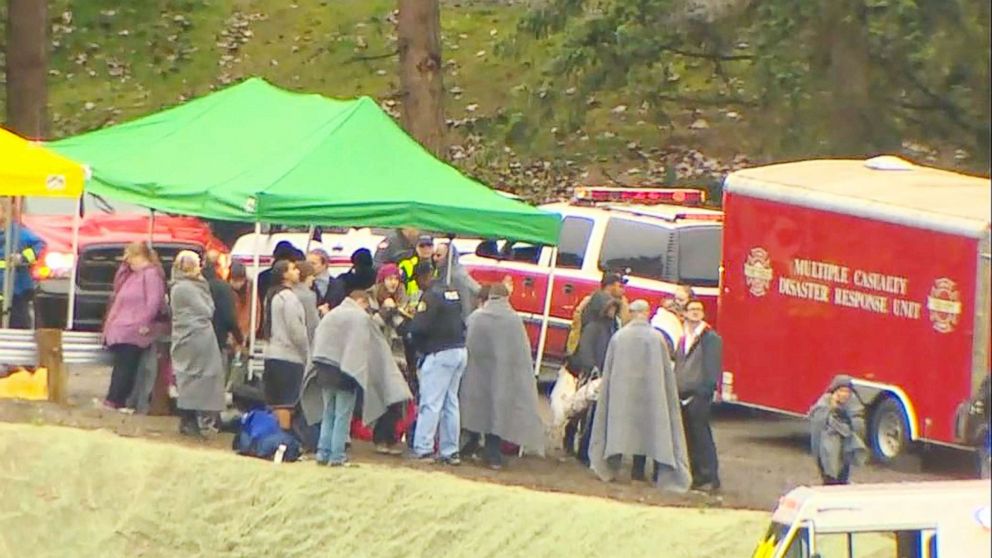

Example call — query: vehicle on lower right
[719,156,991,464]
[751,480,991,558]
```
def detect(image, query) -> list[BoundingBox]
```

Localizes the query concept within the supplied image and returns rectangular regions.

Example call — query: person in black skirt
[260,259,309,430]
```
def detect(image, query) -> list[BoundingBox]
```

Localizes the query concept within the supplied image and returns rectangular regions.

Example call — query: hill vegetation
[1,0,987,201]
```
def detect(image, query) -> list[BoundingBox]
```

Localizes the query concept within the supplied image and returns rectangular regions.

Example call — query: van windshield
[752,522,809,558]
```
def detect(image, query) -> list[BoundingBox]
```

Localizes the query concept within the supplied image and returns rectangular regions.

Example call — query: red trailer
[719,157,990,462]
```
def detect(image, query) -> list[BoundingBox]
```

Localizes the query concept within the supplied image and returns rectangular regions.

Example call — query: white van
[752,480,991,558]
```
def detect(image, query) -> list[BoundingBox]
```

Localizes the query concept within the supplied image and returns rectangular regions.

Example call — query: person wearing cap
[673,298,723,493]
[588,300,692,492]
[408,260,467,464]
[397,234,436,298]
[809,375,868,485]
[460,282,546,469]
[565,272,630,358]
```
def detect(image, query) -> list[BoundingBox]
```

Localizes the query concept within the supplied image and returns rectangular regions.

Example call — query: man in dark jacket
[202,252,242,350]
[408,261,467,464]
[674,299,722,492]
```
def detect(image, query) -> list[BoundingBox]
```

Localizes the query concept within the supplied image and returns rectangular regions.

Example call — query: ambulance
[719,157,991,462]
[751,480,991,558]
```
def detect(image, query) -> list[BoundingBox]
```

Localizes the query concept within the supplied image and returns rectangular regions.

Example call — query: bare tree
[397,0,446,158]
[5,0,48,138]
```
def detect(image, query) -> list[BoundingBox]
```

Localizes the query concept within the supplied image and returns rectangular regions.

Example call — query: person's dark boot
[178,412,203,439]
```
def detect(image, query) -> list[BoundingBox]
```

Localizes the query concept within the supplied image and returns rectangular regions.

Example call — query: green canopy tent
[50,78,563,367]
[49,78,560,246]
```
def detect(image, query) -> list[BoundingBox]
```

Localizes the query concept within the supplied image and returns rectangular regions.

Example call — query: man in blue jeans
[408,261,467,465]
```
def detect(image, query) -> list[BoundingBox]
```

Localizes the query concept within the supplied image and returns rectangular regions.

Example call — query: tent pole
[1,197,14,329]
[248,221,261,362]
[304,225,314,255]
[147,209,155,247]
[66,195,82,330]
[445,234,455,284]
[533,247,558,377]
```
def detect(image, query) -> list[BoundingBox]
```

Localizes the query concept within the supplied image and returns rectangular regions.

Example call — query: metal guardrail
[0,329,110,366]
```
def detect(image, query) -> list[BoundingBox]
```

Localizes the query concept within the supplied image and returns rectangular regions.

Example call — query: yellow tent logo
[45,174,66,192]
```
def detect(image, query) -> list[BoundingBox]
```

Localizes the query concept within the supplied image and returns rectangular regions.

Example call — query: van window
[677,227,721,287]
[814,530,927,558]
[23,194,147,215]
[598,218,671,280]
[557,216,594,269]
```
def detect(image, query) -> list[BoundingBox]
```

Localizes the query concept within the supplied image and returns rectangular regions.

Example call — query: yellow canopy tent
[0,127,86,197]
[1,127,88,328]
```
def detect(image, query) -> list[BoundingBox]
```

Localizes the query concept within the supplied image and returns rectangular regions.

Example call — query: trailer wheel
[869,397,910,464]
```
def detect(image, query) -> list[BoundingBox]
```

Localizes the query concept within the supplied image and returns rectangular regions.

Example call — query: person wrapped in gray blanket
[588,299,692,492]
[460,283,546,469]
[809,374,868,485]
[299,290,413,465]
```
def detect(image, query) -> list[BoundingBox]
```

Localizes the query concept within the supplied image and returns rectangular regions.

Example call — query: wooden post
[35,328,67,405]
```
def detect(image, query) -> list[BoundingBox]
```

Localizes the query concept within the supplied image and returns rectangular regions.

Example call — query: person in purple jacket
[101,242,166,411]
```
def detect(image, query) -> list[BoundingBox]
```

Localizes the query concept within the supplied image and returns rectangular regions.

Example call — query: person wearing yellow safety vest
[0,202,45,329]
[397,234,436,298]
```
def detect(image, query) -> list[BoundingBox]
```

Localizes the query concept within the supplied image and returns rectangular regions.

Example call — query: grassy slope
[0,423,768,558]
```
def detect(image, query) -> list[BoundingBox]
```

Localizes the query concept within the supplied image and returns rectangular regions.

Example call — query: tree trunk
[5,0,48,138]
[822,0,875,154]
[397,0,446,158]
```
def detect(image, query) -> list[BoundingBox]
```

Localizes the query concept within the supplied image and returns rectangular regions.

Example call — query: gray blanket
[300,297,412,426]
[170,277,225,412]
[809,394,868,478]
[461,297,546,455]
[588,320,692,492]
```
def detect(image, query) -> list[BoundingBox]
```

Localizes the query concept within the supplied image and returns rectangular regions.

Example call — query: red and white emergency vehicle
[461,186,724,374]
[720,157,991,462]
[752,480,991,558]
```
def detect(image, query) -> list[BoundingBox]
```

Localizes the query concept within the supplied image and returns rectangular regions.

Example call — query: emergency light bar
[572,187,706,206]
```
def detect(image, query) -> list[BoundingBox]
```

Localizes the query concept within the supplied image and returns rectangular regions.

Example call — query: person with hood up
[809,375,868,485]
[170,250,226,438]
[433,241,482,319]
[300,290,413,466]
[459,283,546,469]
[101,242,166,411]
[261,259,309,430]
[326,248,377,309]
[588,300,692,492]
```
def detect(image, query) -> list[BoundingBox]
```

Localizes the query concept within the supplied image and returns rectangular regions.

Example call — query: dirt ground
[0,365,976,513]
